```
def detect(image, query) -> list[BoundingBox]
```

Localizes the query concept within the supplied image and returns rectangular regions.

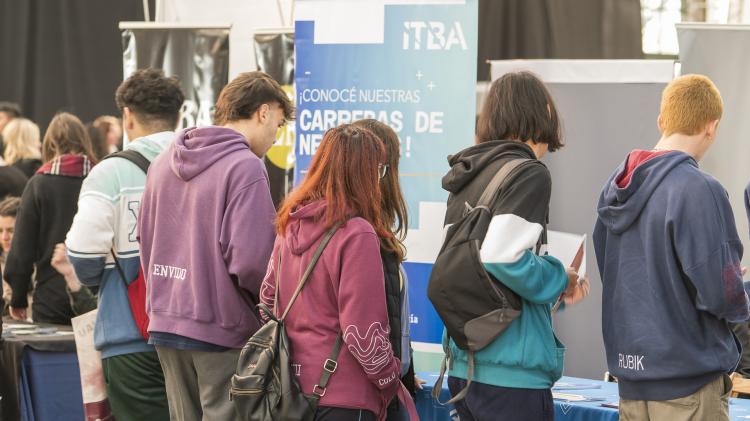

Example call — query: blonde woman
[5,112,95,325]
[2,118,42,178]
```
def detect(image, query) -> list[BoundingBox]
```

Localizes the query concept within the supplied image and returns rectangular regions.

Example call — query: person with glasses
[353,119,419,420]
[260,124,416,421]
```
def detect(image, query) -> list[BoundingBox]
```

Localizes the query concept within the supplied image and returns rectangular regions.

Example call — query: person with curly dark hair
[64,68,184,421]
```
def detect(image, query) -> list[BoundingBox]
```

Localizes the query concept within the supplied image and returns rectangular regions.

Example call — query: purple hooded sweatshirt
[138,126,276,348]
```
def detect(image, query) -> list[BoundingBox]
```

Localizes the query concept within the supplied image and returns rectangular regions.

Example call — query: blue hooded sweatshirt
[593,150,750,401]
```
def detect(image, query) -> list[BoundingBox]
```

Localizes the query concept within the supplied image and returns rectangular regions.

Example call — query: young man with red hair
[594,75,749,420]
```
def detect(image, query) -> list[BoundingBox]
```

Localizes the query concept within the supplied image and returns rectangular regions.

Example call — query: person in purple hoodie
[138,71,294,421]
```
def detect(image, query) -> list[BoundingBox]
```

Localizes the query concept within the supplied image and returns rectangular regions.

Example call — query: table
[1,321,83,421]
[417,372,750,421]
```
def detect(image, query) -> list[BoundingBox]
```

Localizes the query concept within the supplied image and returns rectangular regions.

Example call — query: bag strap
[110,250,128,285]
[309,334,344,403]
[280,224,339,321]
[274,245,282,318]
[475,158,532,209]
[105,149,150,285]
[103,149,151,174]
[279,224,343,406]
[432,349,474,405]
[431,159,534,404]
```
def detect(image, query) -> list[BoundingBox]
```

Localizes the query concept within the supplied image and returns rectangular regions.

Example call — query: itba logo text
[402,21,467,50]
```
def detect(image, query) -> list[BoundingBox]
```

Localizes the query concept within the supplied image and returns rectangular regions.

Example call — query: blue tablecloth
[20,349,84,421]
[417,372,750,421]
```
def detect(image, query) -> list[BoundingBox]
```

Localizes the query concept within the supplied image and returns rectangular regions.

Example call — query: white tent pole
[143,0,151,21]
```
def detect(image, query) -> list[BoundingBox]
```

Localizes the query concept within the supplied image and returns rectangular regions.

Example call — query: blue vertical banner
[295,0,478,344]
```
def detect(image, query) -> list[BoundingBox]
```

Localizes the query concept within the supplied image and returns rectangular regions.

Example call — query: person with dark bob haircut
[64,68,185,421]
[476,71,562,150]
[439,71,589,421]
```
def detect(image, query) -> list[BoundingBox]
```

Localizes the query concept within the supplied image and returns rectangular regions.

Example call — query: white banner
[677,23,750,268]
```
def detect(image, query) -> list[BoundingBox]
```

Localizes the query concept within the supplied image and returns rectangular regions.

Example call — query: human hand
[415,375,427,390]
[562,275,590,306]
[10,306,27,321]
[2,280,11,303]
[51,243,75,278]
[564,267,579,296]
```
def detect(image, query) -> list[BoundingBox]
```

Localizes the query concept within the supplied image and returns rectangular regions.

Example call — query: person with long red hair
[260,124,414,421]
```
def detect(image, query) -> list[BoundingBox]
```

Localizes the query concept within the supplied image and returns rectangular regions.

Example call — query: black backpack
[231,226,343,421]
[427,158,532,402]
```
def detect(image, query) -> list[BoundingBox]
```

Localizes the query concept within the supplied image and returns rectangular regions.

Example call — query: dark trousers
[448,377,554,421]
[732,322,750,377]
[316,406,376,421]
[101,351,170,421]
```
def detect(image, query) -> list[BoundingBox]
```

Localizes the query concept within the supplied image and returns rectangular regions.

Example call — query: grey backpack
[230,226,342,421]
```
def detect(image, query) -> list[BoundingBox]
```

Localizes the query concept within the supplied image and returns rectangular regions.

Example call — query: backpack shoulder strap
[104,150,151,284]
[309,334,344,403]
[280,224,340,321]
[476,158,533,209]
[104,149,151,174]
[110,249,129,284]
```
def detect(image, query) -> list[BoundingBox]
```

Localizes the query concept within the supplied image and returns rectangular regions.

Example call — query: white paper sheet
[547,230,587,277]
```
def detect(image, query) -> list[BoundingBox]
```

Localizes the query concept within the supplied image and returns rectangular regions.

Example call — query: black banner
[121,24,230,129]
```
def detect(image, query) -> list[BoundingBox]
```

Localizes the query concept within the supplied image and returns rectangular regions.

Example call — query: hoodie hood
[598,150,694,234]
[170,126,251,181]
[442,140,536,194]
[285,200,331,256]
[127,131,175,161]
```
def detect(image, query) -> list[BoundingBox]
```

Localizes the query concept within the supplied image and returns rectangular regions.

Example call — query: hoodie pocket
[549,335,565,380]
[519,304,565,377]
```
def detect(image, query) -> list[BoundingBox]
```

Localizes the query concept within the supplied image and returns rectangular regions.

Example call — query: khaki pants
[620,375,732,421]
[155,346,241,421]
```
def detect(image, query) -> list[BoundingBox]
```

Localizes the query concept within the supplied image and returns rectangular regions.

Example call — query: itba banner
[295,0,478,348]
[120,23,230,130]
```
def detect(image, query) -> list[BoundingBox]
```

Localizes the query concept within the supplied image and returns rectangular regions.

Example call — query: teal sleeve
[484,251,567,304]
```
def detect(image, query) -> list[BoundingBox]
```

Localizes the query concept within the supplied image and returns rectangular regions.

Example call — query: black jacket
[12,159,42,179]
[382,250,416,419]
[0,166,27,199]
[4,174,84,325]
[443,140,549,234]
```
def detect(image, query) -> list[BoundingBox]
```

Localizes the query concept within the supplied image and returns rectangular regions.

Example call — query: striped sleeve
[479,163,567,304]
[65,164,117,287]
